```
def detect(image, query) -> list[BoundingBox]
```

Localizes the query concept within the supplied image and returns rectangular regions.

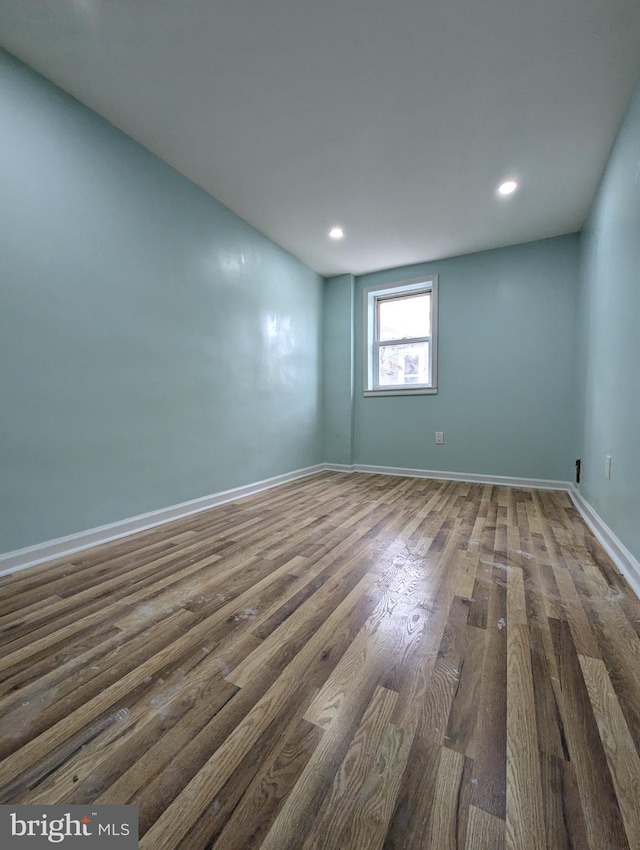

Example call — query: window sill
[363,387,438,397]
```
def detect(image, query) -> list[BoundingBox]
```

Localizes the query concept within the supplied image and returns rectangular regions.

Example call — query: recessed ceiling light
[497,180,519,196]
[328,226,344,239]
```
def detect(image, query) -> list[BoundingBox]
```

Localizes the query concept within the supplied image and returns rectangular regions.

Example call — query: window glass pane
[378,341,430,386]
[378,292,430,341]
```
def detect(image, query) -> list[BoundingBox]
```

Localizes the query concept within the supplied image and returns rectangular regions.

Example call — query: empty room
[1,1,639,848]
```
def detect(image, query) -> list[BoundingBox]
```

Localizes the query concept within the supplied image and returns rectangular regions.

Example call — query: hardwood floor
[1,471,639,849]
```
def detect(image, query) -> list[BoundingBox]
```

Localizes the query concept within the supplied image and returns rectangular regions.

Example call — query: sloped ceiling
[1,0,639,275]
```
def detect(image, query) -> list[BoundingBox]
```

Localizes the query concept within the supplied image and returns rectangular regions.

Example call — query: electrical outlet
[605,455,612,479]
[435,431,444,444]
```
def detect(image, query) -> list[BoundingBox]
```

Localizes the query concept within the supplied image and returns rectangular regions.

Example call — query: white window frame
[363,275,438,396]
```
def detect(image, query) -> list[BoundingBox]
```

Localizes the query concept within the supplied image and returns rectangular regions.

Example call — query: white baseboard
[0,464,325,578]
[0,462,587,581]
[325,462,572,491]
[569,487,640,600]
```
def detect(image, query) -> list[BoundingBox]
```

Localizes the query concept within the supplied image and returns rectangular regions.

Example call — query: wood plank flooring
[1,471,639,849]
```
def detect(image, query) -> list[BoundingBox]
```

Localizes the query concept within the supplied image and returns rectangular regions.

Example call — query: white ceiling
[1,1,639,276]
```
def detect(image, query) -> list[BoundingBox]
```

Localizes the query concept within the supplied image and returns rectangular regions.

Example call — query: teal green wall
[344,236,580,479]
[0,50,323,553]
[578,75,640,564]
[322,274,355,465]
[6,45,637,563]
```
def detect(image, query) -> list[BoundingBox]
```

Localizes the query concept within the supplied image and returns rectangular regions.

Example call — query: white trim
[363,388,438,397]
[5,463,609,582]
[569,487,640,600]
[0,465,324,578]
[342,463,572,491]
[324,462,570,490]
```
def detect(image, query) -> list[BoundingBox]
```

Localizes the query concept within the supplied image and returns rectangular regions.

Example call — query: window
[364,275,438,396]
